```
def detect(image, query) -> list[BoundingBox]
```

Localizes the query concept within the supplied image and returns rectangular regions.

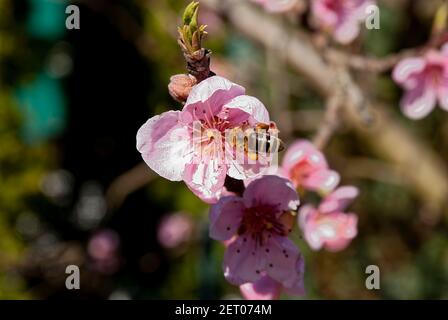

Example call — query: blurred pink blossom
[312,0,374,44]
[199,6,225,35]
[210,57,236,81]
[87,229,120,274]
[251,0,304,13]
[137,76,275,203]
[281,139,340,194]
[392,47,448,119]
[157,213,193,249]
[299,186,358,251]
[209,175,305,296]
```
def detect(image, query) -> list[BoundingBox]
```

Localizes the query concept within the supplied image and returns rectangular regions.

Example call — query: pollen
[206,129,215,139]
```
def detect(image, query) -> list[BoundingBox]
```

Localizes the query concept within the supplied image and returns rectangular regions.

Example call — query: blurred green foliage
[0,92,51,299]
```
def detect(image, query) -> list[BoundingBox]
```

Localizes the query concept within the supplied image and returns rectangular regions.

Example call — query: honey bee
[252,122,285,153]
[228,122,285,162]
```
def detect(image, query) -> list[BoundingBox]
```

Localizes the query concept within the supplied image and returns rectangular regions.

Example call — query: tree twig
[105,162,155,210]
[312,90,342,150]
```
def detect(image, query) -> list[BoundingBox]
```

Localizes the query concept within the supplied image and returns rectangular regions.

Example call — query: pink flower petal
[240,275,282,300]
[312,0,374,44]
[183,160,227,204]
[299,205,324,250]
[322,213,358,251]
[300,209,358,252]
[425,50,448,66]
[302,169,340,194]
[392,58,426,86]
[298,204,316,231]
[312,0,339,27]
[301,218,325,251]
[225,144,274,180]
[282,254,306,296]
[242,165,285,188]
[319,185,359,213]
[183,76,245,120]
[227,161,268,180]
[265,236,301,288]
[400,82,436,120]
[243,175,300,212]
[441,42,448,55]
[136,111,192,181]
[334,20,360,45]
[223,236,267,285]
[209,196,245,241]
[282,139,328,175]
[222,95,270,125]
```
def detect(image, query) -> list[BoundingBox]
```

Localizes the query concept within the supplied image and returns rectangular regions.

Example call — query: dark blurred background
[1,0,448,299]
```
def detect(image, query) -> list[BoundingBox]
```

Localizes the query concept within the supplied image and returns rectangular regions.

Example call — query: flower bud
[168,74,197,103]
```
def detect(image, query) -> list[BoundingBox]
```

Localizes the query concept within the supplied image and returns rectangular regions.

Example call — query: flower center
[427,64,444,86]
[237,204,295,245]
[290,160,314,186]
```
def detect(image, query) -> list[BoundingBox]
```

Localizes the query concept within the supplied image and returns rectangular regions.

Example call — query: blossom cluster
[251,0,375,45]
[136,0,448,301]
[249,0,448,120]
[137,75,359,299]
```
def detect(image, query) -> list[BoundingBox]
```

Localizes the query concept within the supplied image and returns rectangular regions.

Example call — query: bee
[252,122,285,154]
[228,122,285,162]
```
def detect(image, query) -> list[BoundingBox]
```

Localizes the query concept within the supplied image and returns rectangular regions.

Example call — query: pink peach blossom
[281,139,340,194]
[251,0,303,13]
[312,0,374,44]
[392,47,448,119]
[157,213,193,249]
[209,175,305,294]
[137,76,275,203]
[299,186,358,251]
[87,229,121,274]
